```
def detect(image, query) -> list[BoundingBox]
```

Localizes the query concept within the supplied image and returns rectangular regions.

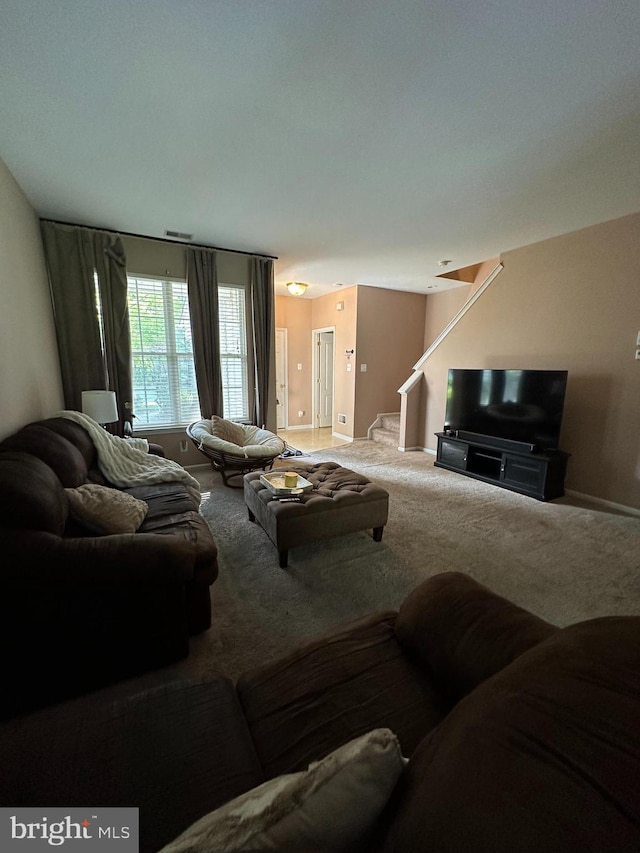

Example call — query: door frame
[311,325,335,431]
[275,327,288,429]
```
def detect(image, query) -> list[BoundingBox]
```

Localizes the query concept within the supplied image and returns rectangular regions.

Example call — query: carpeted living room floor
[111,439,640,698]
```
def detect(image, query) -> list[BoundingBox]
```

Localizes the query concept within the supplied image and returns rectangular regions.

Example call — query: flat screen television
[444,369,568,451]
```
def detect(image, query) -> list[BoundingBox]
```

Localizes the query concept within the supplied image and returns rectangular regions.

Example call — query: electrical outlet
[298,410,304,417]
[179,440,188,452]
[635,349,640,360]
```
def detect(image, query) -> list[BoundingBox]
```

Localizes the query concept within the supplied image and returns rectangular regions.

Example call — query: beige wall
[123,235,249,285]
[424,287,470,350]
[276,286,428,439]
[312,287,358,437]
[420,212,640,509]
[275,289,359,436]
[354,286,427,437]
[275,295,313,427]
[0,158,63,439]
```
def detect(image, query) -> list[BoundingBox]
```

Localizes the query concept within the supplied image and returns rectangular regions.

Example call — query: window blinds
[127,277,201,428]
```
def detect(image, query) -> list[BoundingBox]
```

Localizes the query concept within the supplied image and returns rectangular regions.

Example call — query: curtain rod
[40,218,278,260]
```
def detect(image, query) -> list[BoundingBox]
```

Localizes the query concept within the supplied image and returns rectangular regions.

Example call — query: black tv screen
[444,369,568,451]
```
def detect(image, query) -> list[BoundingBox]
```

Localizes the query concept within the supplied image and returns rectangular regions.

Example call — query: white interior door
[275,328,288,429]
[314,330,334,428]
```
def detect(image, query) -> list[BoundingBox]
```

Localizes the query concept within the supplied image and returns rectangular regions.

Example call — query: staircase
[369,413,401,448]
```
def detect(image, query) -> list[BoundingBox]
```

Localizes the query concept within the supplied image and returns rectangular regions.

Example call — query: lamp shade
[286,281,309,296]
[81,390,118,424]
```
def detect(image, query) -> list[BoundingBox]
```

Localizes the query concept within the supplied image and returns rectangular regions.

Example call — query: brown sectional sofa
[0,416,218,719]
[1,571,638,852]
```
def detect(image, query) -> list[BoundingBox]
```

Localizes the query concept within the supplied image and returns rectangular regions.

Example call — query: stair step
[381,414,400,432]
[370,427,399,448]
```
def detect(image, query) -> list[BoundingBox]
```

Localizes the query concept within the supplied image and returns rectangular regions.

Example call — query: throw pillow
[210,415,246,447]
[65,484,148,535]
[159,728,406,853]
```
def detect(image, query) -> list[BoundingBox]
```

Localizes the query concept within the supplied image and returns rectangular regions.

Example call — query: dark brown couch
[0,416,218,719]
[1,572,638,852]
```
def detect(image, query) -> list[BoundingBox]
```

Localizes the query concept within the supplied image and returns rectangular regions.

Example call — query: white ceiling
[2,1,640,299]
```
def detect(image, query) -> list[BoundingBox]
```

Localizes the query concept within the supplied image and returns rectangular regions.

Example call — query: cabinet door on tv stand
[439,438,468,470]
[501,454,546,494]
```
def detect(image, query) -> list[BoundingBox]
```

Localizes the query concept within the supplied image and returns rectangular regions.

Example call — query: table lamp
[81,390,118,426]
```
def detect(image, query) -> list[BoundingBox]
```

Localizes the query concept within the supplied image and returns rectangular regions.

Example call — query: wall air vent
[338,414,347,424]
[165,230,193,240]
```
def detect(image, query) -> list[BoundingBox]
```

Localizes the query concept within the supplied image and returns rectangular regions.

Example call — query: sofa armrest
[395,572,557,701]
[1,530,196,585]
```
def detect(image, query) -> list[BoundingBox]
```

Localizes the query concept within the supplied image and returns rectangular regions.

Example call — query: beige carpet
[116,439,639,695]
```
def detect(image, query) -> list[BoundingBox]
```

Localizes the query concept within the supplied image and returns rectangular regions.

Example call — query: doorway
[275,328,288,429]
[312,327,335,429]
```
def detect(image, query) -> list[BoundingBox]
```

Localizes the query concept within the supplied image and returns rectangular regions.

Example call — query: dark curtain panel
[187,248,222,418]
[41,221,131,435]
[250,257,274,428]
[95,236,132,434]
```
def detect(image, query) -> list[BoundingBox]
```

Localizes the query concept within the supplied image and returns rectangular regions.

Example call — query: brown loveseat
[0,416,218,719]
[1,572,638,852]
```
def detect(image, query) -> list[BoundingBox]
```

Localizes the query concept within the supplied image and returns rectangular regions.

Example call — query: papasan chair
[187,416,285,487]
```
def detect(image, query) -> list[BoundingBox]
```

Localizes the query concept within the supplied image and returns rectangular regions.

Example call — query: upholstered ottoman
[243,462,389,567]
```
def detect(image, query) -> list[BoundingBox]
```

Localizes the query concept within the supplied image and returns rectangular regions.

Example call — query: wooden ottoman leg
[373,526,384,542]
[279,550,289,569]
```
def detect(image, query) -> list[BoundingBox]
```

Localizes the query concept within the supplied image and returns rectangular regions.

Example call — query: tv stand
[454,430,536,454]
[434,432,569,501]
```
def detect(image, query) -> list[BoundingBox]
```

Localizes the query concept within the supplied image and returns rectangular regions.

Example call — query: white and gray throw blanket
[60,410,201,503]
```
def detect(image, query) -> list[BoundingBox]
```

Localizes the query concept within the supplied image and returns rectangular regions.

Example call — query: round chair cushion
[189,420,285,460]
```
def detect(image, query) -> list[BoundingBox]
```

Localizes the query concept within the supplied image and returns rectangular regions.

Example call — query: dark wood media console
[434,432,570,501]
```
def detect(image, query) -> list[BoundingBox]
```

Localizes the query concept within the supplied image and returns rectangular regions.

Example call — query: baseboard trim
[332,431,353,442]
[284,423,314,430]
[398,445,423,452]
[564,489,640,517]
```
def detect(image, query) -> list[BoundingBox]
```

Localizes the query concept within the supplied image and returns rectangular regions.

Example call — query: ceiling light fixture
[286,281,309,296]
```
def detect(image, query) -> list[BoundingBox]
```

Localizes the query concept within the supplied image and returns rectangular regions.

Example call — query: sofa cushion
[125,481,200,516]
[238,611,450,779]
[38,416,98,470]
[210,415,246,446]
[0,679,265,853]
[376,615,640,853]
[0,424,89,487]
[395,571,557,702]
[160,728,406,853]
[0,452,67,535]
[65,484,148,534]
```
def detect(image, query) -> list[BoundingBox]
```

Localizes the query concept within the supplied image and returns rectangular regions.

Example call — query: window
[127,276,250,429]
[218,284,249,420]
[128,276,201,428]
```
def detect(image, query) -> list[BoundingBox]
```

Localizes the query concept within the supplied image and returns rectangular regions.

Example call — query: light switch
[636,331,640,346]
[347,363,352,372]
[297,363,302,371]
[635,349,640,360]
[360,364,367,372]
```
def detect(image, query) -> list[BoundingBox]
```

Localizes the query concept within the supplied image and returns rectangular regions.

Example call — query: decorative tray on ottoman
[260,472,314,495]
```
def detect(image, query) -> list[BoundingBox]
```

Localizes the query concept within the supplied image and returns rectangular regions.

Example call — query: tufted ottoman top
[286,461,376,498]
[244,462,390,566]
